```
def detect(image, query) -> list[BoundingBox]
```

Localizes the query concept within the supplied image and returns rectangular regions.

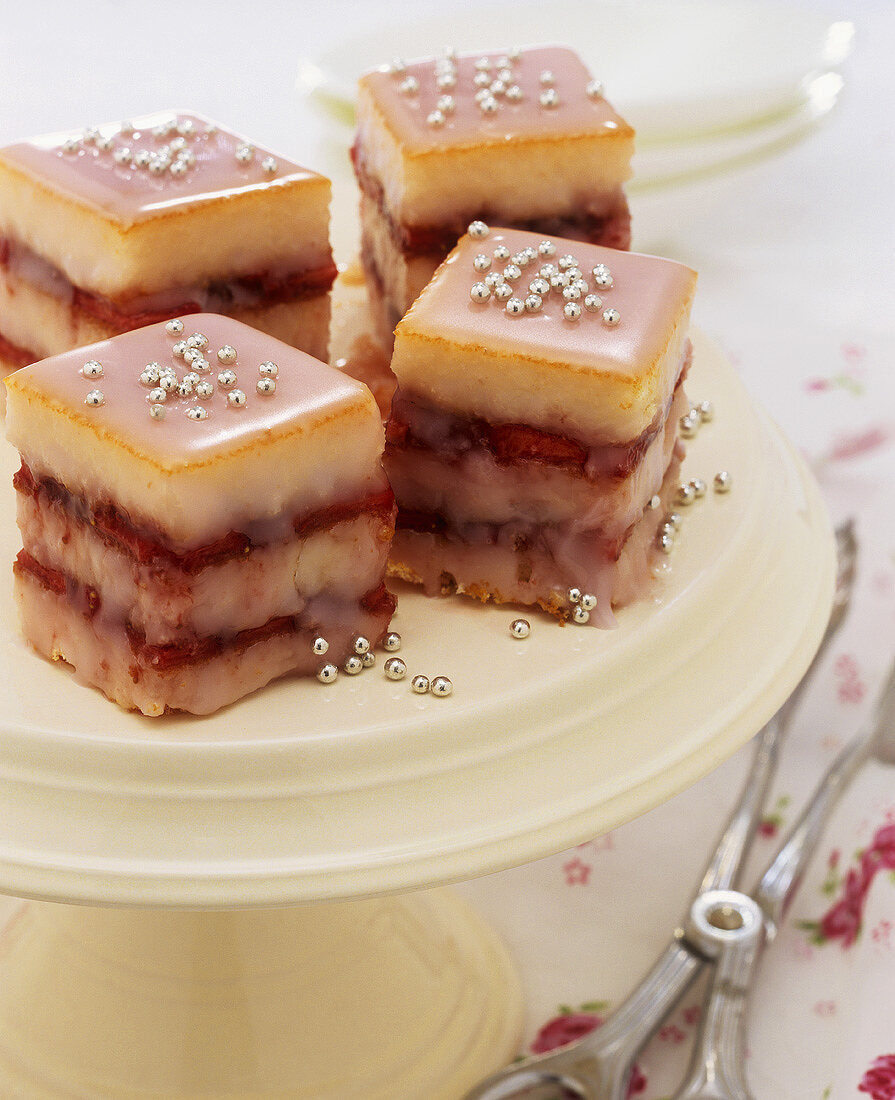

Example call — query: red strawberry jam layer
[1,235,338,331]
[16,549,395,672]
[388,451,683,627]
[15,556,397,715]
[14,462,395,570]
[351,144,631,259]
[387,383,682,483]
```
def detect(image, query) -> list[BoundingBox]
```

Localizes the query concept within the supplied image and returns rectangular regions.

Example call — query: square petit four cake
[352,45,634,346]
[0,111,337,380]
[384,225,696,626]
[6,314,396,715]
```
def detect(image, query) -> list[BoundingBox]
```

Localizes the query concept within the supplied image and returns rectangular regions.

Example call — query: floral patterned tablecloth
[460,4,895,1094]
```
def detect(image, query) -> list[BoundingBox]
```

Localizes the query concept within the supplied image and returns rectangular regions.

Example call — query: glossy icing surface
[0,111,323,226]
[360,46,631,152]
[7,313,370,469]
[401,228,696,380]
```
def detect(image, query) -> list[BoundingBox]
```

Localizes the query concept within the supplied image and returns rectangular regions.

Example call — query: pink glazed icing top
[360,45,632,151]
[0,111,323,226]
[6,313,372,468]
[402,228,697,378]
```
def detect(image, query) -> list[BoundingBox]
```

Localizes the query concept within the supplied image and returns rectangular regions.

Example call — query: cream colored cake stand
[0,332,834,1098]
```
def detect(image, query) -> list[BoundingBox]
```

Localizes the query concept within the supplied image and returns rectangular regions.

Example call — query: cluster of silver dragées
[59,116,277,178]
[381,638,453,697]
[567,588,600,626]
[466,222,621,325]
[313,631,452,696]
[79,318,280,421]
[313,632,386,682]
[679,398,714,441]
[647,399,732,556]
[674,401,731,502]
[388,48,604,127]
[150,318,278,420]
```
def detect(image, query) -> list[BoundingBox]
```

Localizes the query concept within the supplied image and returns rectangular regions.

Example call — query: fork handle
[565,939,707,1100]
[462,941,704,1100]
[697,534,854,901]
[696,711,783,898]
[673,890,763,1100]
[756,726,874,937]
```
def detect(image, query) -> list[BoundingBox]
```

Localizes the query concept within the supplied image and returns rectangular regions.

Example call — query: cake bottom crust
[15,569,396,717]
[387,453,683,628]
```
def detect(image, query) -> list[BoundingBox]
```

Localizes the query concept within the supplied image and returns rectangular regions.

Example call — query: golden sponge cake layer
[0,112,332,298]
[6,314,384,548]
[393,228,696,443]
[356,47,633,227]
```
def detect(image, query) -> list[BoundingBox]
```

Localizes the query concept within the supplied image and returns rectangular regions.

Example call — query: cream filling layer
[388,385,687,541]
[389,453,682,627]
[15,572,393,717]
[18,492,391,645]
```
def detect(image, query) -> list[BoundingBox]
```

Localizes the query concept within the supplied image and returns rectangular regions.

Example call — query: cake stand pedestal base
[0,891,523,1098]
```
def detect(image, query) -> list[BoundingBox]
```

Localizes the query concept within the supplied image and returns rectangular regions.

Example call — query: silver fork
[670,648,895,1100]
[462,523,857,1100]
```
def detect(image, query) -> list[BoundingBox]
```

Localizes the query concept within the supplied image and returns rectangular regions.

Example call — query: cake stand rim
[0,330,836,906]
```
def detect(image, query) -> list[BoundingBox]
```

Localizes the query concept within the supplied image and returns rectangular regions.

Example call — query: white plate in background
[297,0,853,144]
[630,68,844,192]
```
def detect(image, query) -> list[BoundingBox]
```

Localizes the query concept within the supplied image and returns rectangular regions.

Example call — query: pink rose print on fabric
[819,866,867,947]
[871,919,892,947]
[805,346,866,396]
[870,825,895,869]
[802,823,895,947]
[859,1053,895,1099]
[805,375,864,396]
[530,1005,646,1097]
[659,1023,687,1045]
[842,342,868,363]
[828,426,894,462]
[531,1011,603,1053]
[835,654,866,704]
[563,857,592,885]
